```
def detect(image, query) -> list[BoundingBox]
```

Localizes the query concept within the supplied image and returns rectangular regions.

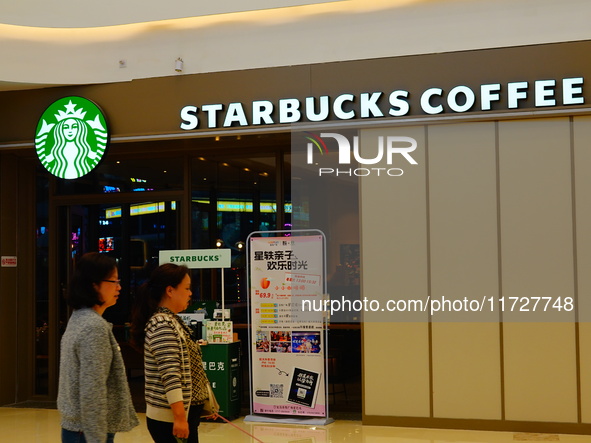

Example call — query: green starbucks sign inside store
[35,96,110,179]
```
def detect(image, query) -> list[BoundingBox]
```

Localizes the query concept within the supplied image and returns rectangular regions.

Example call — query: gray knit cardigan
[57,308,139,443]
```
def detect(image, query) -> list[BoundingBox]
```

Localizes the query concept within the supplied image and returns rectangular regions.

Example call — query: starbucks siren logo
[35,97,109,179]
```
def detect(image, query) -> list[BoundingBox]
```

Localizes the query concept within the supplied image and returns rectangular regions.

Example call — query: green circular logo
[35,97,109,179]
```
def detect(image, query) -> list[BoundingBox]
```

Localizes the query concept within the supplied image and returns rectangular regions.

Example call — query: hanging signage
[180,77,584,130]
[35,96,110,179]
[248,233,327,419]
[160,248,233,330]
[159,249,231,269]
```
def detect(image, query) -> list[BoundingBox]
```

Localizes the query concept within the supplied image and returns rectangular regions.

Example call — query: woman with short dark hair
[131,263,210,443]
[58,252,139,443]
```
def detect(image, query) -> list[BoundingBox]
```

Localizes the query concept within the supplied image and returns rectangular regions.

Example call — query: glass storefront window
[191,153,279,321]
[59,201,180,330]
[55,155,185,195]
[35,132,293,402]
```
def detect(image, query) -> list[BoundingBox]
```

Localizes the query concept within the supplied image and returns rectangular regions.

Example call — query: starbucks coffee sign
[159,249,232,269]
[35,97,109,179]
[179,76,585,130]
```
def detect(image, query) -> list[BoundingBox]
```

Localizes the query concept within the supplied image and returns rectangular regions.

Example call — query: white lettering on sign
[279,98,301,123]
[564,77,585,105]
[388,90,410,116]
[447,85,476,113]
[179,77,585,129]
[333,93,355,120]
[420,88,444,115]
[202,104,224,128]
[508,82,529,109]
[360,92,384,118]
[1,256,17,267]
[223,102,248,127]
[180,106,198,130]
[480,84,501,111]
[306,96,329,122]
[535,80,556,107]
[253,100,274,125]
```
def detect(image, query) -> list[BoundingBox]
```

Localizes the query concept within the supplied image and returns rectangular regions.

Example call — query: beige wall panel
[503,323,577,422]
[573,116,591,423]
[428,122,499,321]
[364,323,431,417]
[499,118,577,422]
[432,323,502,419]
[360,126,429,319]
[428,122,502,419]
[498,118,575,319]
[360,126,430,417]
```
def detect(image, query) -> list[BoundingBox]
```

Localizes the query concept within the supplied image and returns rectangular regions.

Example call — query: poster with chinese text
[249,234,327,417]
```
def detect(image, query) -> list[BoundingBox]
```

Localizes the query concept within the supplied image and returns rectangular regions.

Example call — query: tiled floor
[1,407,591,443]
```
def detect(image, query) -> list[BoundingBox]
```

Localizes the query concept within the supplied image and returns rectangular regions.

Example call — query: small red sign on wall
[1,256,17,267]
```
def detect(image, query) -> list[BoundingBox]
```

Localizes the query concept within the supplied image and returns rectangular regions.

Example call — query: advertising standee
[246,232,331,425]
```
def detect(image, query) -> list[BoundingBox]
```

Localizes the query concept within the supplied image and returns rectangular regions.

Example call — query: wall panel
[498,118,577,423]
[361,126,430,417]
[362,117,588,429]
[428,122,502,420]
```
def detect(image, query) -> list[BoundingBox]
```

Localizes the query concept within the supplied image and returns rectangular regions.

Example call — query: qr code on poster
[270,384,284,398]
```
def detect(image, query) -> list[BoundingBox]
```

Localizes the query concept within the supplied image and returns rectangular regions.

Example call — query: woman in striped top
[131,264,210,443]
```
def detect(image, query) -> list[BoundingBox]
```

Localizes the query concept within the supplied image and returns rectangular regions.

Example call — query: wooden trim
[494,121,506,421]
[362,415,591,435]
[16,157,36,401]
[570,116,583,423]
[424,125,434,419]
[47,177,59,400]
[0,154,18,405]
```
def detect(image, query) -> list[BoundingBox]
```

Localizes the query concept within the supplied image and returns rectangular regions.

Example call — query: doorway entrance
[35,133,293,400]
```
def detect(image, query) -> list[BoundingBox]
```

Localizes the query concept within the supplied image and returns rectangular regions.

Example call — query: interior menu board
[249,234,327,417]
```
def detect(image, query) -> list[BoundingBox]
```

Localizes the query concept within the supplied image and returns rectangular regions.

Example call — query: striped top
[144,309,193,422]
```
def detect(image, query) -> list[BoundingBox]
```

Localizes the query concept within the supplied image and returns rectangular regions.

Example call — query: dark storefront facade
[2,40,591,432]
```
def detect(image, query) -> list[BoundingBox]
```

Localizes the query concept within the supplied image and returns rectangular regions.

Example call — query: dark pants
[61,428,115,442]
[147,404,204,443]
